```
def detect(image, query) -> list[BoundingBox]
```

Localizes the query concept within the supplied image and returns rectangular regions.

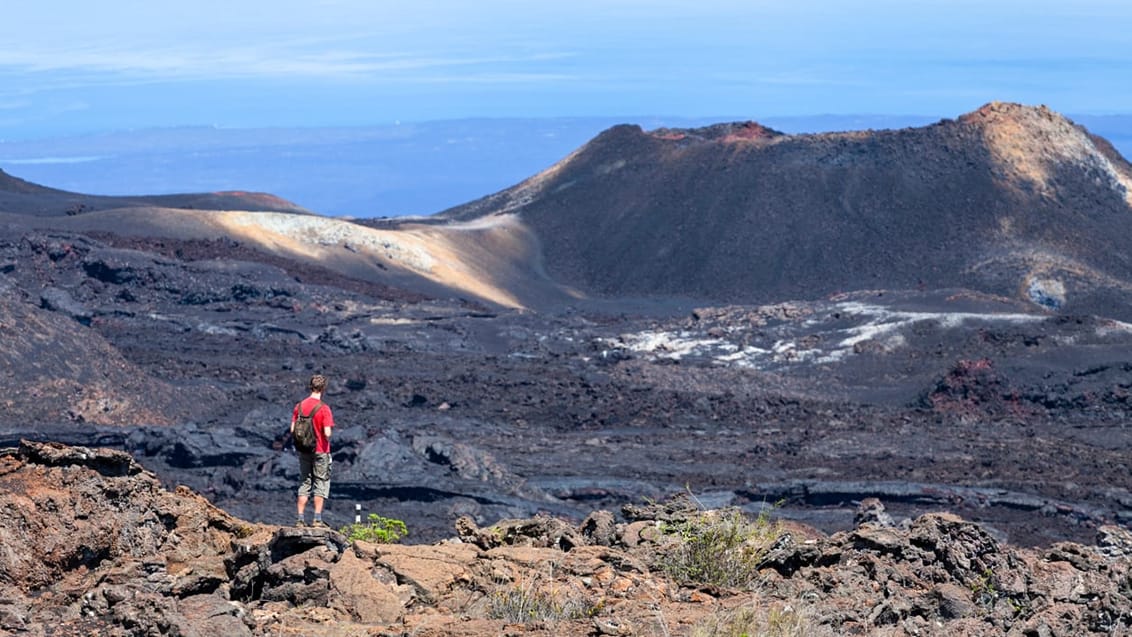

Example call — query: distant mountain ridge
[4,103,1132,317]
[443,102,1132,317]
[3,114,1128,219]
[0,167,310,217]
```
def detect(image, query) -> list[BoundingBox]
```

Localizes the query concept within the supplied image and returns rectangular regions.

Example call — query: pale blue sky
[1,0,1130,139]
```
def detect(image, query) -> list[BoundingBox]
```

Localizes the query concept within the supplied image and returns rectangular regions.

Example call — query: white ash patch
[1096,318,1132,337]
[603,300,1051,371]
[804,302,1045,365]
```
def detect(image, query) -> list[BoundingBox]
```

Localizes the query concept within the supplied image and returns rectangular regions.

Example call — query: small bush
[486,587,588,623]
[658,507,781,589]
[485,581,597,625]
[691,602,832,637]
[338,513,407,544]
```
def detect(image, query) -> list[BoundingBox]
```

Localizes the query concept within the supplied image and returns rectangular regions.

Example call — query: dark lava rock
[1,103,1131,554]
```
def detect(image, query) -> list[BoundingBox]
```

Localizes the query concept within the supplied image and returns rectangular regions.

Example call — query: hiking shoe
[310,520,329,529]
[294,519,306,527]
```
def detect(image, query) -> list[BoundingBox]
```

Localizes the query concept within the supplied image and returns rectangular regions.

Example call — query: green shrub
[338,513,408,544]
[659,507,781,589]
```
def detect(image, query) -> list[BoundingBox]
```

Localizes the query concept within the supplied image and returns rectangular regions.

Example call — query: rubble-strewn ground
[2,228,1131,551]
[3,441,1132,637]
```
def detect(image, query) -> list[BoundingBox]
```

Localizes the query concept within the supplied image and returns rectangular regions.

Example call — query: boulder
[328,550,406,624]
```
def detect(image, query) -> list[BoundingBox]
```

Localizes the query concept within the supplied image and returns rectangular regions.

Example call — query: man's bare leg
[297,495,308,521]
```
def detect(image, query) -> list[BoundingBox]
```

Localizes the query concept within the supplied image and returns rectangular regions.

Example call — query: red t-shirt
[293,396,335,454]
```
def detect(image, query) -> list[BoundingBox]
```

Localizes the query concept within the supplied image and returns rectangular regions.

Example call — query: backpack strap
[300,400,324,418]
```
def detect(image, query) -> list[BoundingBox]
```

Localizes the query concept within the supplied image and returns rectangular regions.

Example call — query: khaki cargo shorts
[297,452,332,498]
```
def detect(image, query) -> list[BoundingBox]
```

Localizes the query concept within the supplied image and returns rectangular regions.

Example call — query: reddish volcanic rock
[3,441,1132,636]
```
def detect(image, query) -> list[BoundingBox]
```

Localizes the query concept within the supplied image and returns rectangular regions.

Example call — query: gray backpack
[292,401,323,452]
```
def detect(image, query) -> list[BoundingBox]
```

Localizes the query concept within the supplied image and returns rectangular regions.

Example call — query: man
[291,374,335,528]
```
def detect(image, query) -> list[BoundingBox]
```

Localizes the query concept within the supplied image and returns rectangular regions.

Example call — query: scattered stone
[934,583,978,619]
[579,510,617,547]
[854,497,895,527]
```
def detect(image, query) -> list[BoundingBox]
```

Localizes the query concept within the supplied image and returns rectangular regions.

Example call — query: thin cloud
[0,99,32,111]
[400,72,578,85]
[0,37,577,86]
[709,70,874,88]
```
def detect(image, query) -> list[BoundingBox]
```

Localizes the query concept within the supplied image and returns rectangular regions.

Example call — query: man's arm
[321,405,334,440]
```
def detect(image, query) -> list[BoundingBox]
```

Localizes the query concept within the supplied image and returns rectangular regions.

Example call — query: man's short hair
[309,374,328,393]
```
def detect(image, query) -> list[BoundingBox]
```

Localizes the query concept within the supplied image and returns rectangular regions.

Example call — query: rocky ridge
[3,440,1132,637]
